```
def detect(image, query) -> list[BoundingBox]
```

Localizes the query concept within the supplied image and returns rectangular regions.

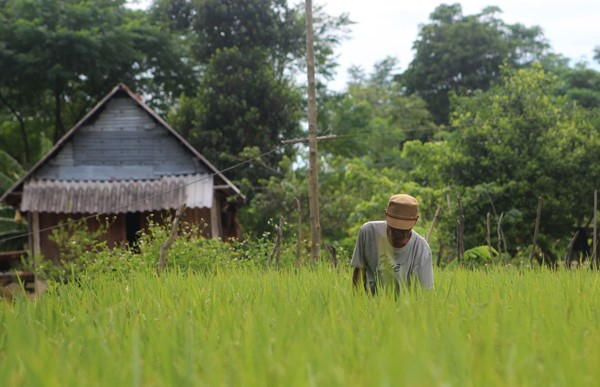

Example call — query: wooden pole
[157,203,186,276]
[269,216,284,270]
[295,198,302,268]
[486,212,492,254]
[456,195,465,263]
[593,189,598,269]
[426,206,441,242]
[497,212,504,257]
[305,0,321,264]
[565,230,580,269]
[529,197,543,265]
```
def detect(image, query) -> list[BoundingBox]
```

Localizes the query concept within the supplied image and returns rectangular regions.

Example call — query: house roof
[0,83,244,210]
[20,174,214,213]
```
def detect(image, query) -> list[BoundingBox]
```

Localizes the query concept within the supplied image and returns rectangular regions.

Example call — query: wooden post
[486,212,492,254]
[436,239,443,267]
[325,245,337,268]
[529,197,543,265]
[269,216,284,270]
[31,212,41,260]
[157,203,186,276]
[456,195,464,263]
[295,198,302,268]
[497,212,504,257]
[593,189,598,269]
[565,230,580,269]
[426,206,441,242]
[210,194,221,239]
[305,0,321,264]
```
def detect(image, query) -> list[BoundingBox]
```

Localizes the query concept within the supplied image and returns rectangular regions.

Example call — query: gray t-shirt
[351,221,434,293]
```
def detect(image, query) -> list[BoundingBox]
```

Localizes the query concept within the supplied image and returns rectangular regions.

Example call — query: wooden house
[0,84,244,260]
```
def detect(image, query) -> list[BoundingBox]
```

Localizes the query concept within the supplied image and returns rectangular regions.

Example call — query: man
[351,194,433,294]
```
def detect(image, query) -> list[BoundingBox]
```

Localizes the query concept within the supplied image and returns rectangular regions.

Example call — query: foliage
[0,0,195,164]
[173,46,303,187]
[150,0,352,81]
[400,3,548,124]
[403,64,600,257]
[462,245,498,269]
[245,154,440,255]
[318,57,438,165]
[37,213,309,282]
[0,150,26,251]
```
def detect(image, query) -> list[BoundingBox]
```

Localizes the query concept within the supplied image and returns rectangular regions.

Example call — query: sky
[321,0,600,90]
[128,0,600,90]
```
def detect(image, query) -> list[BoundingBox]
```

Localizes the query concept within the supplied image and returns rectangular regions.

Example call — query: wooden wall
[36,207,218,261]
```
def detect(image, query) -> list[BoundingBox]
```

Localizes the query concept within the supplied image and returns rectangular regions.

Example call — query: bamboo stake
[593,189,598,269]
[295,198,302,268]
[268,216,284,270]
[157,203,186,276]
[456,195,465,263]
[426,206,441,242]
[436,239,443,267]
[486,212,492,254]
[529,197,543,265]
[497,212,504,257]
[325,245,338,268]
[565,230,580,269]
[305,0,321,264]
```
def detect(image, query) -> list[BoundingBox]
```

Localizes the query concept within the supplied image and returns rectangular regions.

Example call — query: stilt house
[0,84,244,260]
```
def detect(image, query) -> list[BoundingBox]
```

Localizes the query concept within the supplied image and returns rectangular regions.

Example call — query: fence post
[530,197,543,265]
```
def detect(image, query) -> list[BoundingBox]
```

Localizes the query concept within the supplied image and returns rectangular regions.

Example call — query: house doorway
[126,212,142,248]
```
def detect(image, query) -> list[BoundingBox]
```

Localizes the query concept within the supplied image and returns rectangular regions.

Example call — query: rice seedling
[1,265,599,386]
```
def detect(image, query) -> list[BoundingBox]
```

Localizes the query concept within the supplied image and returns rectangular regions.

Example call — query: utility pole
[305,0,321,264]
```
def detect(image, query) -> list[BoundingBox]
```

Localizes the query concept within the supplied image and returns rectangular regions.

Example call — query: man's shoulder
[359,221,386,233]
[411,230,432,252]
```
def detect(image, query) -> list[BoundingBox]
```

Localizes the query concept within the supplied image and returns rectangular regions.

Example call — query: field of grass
[2,265,599,386]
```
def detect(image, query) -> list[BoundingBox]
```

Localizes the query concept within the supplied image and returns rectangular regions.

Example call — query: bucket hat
[385,194,419,230]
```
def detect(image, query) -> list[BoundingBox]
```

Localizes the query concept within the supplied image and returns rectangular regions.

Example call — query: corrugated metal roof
[20,174,213,213]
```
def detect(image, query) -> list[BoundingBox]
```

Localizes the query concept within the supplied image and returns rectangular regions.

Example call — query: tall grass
[2,265,599,386]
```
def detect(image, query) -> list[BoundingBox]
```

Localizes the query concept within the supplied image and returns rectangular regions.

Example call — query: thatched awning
[20,174,213,213]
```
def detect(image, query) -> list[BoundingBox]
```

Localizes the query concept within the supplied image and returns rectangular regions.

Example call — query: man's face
[387,225,412,248]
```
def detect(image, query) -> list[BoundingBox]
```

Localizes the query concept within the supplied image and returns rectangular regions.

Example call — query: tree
[0,150,26,251]
[150,0,351,80]
[401,3,548,124]
[176,47,303,188]
[403,64,600,257]
[0,0,195,164]
[319,58,437,167]
[159,0,351,203]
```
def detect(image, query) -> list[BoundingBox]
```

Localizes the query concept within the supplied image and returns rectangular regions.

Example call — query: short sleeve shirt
[351,221,434,293]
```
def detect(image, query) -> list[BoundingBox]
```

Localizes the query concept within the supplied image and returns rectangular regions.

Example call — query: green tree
[0,150,26,251]
[150,0,351,80]
[401,3,548,124]
[404,64,600,258]
[319,58,437,166]
[0,0,195,164]
[178,47,303,188]
[160,0,351,204]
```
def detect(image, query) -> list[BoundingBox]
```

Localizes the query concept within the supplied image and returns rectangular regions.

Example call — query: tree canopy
[401,3,548,124]
[403,64,600,256]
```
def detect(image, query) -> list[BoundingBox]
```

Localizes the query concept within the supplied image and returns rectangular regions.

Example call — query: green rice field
[2,266,599,386]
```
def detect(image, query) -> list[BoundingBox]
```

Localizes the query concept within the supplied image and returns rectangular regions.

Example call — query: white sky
[319,0,600,90]
[128,1,600,90]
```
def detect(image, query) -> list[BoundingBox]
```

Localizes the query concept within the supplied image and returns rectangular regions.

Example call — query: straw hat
[385,194,419,230]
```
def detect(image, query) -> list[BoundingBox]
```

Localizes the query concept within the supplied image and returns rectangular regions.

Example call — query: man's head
[385,194,419,248]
